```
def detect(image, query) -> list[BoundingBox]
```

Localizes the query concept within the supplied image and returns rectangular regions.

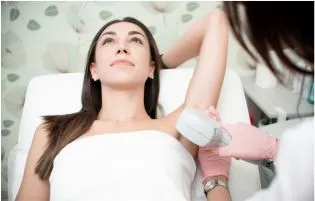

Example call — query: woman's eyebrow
[128,31,145,39]
[99,30,145,40]
[100,31,116,37]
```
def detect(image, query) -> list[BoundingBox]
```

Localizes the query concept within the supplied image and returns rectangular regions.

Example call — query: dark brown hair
[35,17,161,180]
[223,2,314,78]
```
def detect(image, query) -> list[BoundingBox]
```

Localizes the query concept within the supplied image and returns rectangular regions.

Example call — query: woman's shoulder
[143,118,175,138]
[15,123,50,201]
[33,123,50,145]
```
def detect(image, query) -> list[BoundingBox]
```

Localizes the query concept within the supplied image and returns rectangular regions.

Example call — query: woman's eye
[130,37,143,45]
[102,38,114,45]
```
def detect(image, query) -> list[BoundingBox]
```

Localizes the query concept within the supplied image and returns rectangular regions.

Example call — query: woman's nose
[116,49,128,55]
[116,41,129,55]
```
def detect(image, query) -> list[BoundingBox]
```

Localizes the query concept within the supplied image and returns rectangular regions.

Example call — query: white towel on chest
[49,130,206,201]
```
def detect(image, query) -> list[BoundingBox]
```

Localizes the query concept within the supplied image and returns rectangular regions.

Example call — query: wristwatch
[204,179,228,194]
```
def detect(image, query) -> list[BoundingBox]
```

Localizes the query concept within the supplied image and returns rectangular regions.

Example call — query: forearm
[184,8,228,109]
[177,9,228,156]
[205,176,231,201]
[162,13,211,68]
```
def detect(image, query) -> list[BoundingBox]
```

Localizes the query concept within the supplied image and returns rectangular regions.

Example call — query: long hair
[223,2,314,78]
[35,17,161,180]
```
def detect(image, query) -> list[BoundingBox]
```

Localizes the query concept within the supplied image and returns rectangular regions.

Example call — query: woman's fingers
[205,106,221,121]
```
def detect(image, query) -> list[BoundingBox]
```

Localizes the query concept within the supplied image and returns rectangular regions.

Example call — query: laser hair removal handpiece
[176,108,274,168]
[176,108,231,147]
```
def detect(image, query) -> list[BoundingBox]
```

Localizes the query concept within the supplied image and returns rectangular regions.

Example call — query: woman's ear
[90,62,99,81]
[148,61,155,79]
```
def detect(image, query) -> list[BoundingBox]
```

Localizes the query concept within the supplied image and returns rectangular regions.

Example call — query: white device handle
[176,108,231,147]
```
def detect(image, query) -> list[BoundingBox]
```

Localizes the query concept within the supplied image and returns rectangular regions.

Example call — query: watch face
[204,180,215,191]
[204,179,228,193]
[205,180,214,187]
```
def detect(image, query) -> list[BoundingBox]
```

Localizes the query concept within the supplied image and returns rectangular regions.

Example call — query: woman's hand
[160,11,220,69]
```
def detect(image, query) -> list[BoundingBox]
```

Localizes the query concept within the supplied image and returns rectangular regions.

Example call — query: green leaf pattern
[10,8,20,21]
[181,14,192,23]
[2,120,14,128]
[187,2,199,12]
[99,11,112,20]
[7,73,19,82]
[45,5,58,16]
[27,19,41,31]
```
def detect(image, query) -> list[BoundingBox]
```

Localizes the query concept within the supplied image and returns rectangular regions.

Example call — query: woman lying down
[16,8,230,201]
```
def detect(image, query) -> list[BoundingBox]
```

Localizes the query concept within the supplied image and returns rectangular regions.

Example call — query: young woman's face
[90,22,155,89]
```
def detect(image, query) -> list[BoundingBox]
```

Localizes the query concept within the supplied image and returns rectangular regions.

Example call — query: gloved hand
[198,148,231,182]
[198,106,231,182]
[203,107,278,161]
[209,122,278,160]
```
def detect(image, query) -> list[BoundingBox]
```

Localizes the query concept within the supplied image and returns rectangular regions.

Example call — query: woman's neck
[98,86,150,121]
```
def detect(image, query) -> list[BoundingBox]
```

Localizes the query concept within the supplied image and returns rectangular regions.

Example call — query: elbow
[209,7,228,23]
[206,8,229,31]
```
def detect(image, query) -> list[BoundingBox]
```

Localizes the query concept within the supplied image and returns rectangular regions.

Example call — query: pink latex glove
[198,149,231,182]
[203,107,277,161]
[208,122,278,161]
[197,106,231,182]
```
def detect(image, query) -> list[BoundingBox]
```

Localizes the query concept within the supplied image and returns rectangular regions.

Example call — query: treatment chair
[8,65,261,201]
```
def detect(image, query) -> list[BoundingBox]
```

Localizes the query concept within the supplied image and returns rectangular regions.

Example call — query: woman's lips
[110,59,134,67]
